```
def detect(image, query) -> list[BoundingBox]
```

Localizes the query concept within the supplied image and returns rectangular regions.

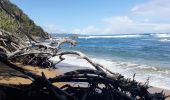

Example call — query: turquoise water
[53,33,170,89]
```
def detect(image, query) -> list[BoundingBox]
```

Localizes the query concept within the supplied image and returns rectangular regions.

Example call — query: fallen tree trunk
[6,38,76,68]
[0,53,167,100]
[0,27,168,100]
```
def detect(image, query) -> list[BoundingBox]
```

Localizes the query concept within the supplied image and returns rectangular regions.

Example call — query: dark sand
[0,62,170,99]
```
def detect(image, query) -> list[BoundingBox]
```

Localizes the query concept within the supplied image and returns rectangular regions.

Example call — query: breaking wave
[78,34,145,39]
[159,39,170,42]
[50,55,170,90]
[151,33,170,38]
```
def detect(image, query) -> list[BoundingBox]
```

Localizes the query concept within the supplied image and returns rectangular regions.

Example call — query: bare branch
[56,51,104,72]
[50,38,76,48]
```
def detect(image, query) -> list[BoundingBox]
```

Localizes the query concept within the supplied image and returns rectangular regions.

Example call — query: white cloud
[103,16,170,34]
[71,16,170,34]
[42,24,64,33]
[82,25,100,34]
[131,0,170,17]
[143,19,151,22]
[71,25,110,34]
[43,1,170,35]
[103,16,133,25]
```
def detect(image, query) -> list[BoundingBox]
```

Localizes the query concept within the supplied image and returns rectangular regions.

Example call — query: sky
[10,0,170,35]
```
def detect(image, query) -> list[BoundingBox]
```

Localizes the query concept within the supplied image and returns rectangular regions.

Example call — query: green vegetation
[0,0,48,38]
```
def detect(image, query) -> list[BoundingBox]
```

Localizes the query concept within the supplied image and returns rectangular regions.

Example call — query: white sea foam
[79,34,144,39]
[159,39,170,42]
[142,37,170,42]
[50,55,170,90]
[50,55,96,69]
[151,33,170,38]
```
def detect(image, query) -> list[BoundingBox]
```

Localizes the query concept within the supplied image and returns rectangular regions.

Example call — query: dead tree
[0,27,77,68]
[0,19,168,99]
[0,52,168,100]
[55,51,119,75]
[50,38,76,48]
[0,29,26,51]
[5,38,76,68]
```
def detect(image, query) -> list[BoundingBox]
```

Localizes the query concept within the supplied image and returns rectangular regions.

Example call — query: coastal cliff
[0,0,49,40]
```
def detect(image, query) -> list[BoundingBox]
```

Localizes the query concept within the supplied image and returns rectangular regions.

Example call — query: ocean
[51,33,170,89]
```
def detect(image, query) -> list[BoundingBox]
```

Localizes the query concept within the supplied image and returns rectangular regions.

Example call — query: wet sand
[148,87,170,100]
[0,62,170,99]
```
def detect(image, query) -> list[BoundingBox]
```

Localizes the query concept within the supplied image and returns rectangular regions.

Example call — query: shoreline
[52,55,170,90]
[0,62,64,87]
[0,62,170,99]
[56,62,170,99]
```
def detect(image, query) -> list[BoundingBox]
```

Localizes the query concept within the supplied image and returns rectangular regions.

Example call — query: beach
[1,0,170,99]
[0,62,63,87]
[55,33,170,90]
[1,60,170,99]
[148,87,170,99]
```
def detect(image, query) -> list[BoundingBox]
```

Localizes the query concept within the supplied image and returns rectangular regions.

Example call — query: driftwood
[0,28,168,100]
[49,38,76,47]
[0,29,26,52]
[0,52,168,100]
[0,46,9,53]
[7,38,76,68]
[55,51,119,76]
[0,29,76,68]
